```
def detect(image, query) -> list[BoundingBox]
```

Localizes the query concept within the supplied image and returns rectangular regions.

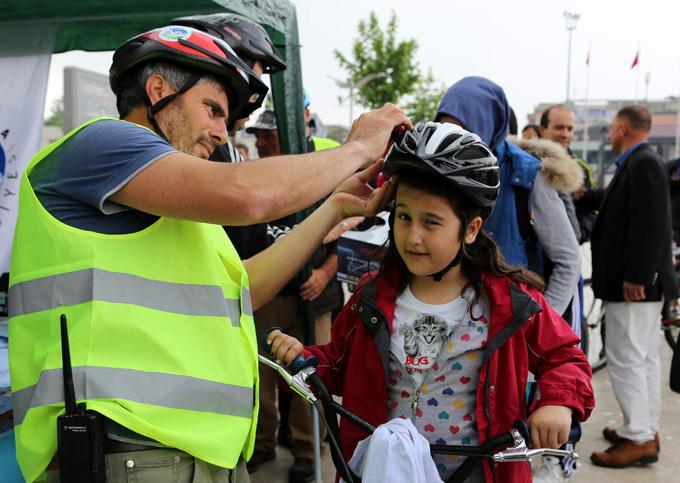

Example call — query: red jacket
[304,269,594,482]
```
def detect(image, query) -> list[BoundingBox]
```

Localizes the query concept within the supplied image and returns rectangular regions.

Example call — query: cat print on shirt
[399,313,454,374]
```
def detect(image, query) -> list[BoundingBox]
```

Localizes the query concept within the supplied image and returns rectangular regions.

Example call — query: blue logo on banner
[0,142,5,191]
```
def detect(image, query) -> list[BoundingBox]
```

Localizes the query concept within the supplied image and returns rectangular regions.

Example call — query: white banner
[0,24,55,274]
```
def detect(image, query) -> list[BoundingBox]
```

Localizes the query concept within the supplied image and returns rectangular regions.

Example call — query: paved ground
[251,333,679,483]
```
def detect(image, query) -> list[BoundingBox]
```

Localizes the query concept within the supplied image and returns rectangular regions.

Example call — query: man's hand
[300,269,330,301]
[623,281,646,302]
[330,160,396,221]
[528,405,573,449]
[346,104,412,167]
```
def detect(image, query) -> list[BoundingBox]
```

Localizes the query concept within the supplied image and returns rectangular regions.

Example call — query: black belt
[104,438,160,454]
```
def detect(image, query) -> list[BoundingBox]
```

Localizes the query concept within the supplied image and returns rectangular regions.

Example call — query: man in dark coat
[585,106,679,467]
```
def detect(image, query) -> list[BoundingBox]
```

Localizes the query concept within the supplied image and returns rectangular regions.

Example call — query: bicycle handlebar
[261,327,317,373]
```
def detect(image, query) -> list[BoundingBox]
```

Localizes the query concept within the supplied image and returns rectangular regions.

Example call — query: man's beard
[163,103,212,157]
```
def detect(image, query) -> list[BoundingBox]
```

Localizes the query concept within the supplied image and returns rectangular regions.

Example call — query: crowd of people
[2,11,679,483]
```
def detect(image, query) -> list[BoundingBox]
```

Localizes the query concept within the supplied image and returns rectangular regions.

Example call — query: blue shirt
[29,119,176,234]
[615,141,647,170]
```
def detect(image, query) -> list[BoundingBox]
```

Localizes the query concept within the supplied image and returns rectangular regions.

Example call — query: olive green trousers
[46,448,250,483]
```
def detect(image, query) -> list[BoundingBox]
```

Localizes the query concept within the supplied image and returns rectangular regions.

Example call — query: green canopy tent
[0,0,307,154]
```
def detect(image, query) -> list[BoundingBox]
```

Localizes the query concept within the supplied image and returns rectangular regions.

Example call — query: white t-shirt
[391,285,481,387]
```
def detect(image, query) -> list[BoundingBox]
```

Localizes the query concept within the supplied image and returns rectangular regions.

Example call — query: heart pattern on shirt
[435,375,446,382]
[463,412,473,422]
[401,390,410,398]
[424,424,435,432]
[427,398,438,407]
[460,376,471,384]
[449,425,460,435]
[438,411,450,420]
[442,387,454,396]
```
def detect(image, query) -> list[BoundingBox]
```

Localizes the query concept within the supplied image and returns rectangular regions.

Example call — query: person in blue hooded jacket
[435,76,582,483]
[435,76,580,319]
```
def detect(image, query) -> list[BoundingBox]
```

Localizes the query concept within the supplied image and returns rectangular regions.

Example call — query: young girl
[269,122,594,482]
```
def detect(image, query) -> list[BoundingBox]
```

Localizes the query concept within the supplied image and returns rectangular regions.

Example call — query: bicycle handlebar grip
[567,421,582,443]
[261,327,317,374]
[513,420,582,448]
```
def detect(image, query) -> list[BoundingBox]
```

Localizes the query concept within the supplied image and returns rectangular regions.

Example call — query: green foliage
[334,11,445,124]
[404,69,446,123]
[334,11,420,109]
[45,96,64,128]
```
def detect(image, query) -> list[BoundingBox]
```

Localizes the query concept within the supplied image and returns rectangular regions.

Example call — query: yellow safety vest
[311,136,340,152]
[9,117,258,482]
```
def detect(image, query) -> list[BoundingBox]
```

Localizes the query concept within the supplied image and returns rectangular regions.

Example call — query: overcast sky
[44,0,680,128]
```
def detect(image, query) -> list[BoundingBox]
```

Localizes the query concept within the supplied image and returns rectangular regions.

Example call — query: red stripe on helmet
[143,28,232,62]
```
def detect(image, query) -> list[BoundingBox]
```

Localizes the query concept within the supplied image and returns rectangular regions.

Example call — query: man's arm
[244,161,394,310]
[625,154,671,287]
[531,176,581,315]
[110,104,410,225]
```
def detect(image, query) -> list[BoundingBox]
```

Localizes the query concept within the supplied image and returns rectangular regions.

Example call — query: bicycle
[259,342,581,483]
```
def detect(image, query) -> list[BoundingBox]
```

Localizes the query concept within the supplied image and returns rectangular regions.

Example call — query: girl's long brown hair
[380,169,544,307]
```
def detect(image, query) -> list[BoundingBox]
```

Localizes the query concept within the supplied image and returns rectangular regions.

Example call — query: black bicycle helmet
[173,13,287,74]
[383,122,500,214]
[110,25,268,126]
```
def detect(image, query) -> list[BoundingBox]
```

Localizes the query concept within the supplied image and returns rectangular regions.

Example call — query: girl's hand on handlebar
[266,330,304,367]
[527,405,573,449]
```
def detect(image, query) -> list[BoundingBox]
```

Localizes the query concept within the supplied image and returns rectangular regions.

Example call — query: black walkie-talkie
[56,314,105,482]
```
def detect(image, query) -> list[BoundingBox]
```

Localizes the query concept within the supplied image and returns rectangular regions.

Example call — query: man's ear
[465,216,483,244]
[145,74,174,105]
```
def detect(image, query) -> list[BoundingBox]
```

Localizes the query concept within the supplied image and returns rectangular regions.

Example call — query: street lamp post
[564,11,580,102]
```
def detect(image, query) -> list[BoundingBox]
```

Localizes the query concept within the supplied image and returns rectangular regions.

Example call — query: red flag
[586,49,591,66]
[630,51,640,69]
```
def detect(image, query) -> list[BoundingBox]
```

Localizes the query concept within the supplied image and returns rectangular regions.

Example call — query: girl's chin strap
[431,244,463,282]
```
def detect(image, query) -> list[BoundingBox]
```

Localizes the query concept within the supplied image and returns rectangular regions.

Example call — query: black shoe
[288,457,315,482]
[246,450,276,473]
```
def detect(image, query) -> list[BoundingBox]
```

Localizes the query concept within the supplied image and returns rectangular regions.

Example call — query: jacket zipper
[410,324,460,421]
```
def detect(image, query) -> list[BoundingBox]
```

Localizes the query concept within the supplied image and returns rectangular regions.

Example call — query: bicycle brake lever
[257,355,317,404]
[491,429,579,463]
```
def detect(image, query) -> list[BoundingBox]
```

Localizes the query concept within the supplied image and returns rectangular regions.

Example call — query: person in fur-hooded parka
[516,137,584,242]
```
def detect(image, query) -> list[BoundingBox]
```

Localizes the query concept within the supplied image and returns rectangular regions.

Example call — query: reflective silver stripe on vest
[9,268,249,327]
[12,366,254,425]
[241,287,253,317]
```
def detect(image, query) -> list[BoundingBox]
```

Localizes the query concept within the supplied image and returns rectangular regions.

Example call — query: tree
[45,96,64,128]
[334,12,419,109]
[405,69,446,123]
